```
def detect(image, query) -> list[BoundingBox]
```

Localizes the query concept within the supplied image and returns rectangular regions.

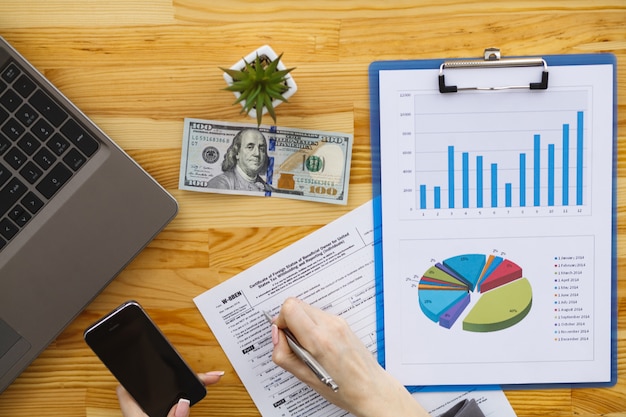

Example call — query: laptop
[0,36,178,393]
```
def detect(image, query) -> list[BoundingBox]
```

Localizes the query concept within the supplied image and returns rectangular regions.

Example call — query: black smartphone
[84,301,206,417]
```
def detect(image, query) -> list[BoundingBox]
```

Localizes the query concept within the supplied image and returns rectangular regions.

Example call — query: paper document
[194,200,516,416]
[374,60,615,386]
[413,388,516,417]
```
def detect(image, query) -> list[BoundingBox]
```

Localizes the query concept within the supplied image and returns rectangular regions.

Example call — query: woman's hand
[116,371,224,417]
[271,298,430,417]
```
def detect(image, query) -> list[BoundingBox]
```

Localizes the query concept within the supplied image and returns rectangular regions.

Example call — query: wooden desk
[0,1,624,416]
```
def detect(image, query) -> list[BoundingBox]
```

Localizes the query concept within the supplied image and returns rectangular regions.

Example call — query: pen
[263,310,339,392]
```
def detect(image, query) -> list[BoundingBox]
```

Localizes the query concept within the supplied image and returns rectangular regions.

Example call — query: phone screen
[84,301,206,417]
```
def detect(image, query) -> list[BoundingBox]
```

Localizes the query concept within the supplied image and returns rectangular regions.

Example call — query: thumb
[172,398,190,417]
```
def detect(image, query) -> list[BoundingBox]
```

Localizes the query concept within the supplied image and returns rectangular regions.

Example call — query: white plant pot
[223,44,297,120]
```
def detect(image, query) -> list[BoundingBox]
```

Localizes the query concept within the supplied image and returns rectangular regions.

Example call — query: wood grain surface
[0,1,625,416]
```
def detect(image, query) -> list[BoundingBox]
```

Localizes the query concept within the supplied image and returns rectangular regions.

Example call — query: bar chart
[426,111,584,209]
[399,89,591,218]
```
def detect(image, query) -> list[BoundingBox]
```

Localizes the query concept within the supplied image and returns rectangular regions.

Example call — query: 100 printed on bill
[178,119,353,204]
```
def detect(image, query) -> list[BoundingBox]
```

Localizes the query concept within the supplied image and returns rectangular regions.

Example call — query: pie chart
[418,254,532,332]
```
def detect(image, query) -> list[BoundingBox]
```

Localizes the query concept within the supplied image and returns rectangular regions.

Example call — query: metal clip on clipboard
[438,48,549,93]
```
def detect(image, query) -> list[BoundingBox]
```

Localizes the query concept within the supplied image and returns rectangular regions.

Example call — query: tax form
[194,200,516,417]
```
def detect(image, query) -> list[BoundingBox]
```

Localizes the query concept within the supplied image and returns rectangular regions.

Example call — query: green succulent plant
[221,53,295,126]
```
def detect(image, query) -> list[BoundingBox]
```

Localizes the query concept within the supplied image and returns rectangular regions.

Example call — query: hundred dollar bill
[178,118,353,204]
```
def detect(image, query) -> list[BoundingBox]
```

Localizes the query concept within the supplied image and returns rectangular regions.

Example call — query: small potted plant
[221,45,297,126]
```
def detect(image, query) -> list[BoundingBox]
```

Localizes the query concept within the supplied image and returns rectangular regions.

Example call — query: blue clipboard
[369,50,617,390]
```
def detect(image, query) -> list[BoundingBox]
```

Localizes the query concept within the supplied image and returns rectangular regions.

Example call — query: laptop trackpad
[0,318,30,377]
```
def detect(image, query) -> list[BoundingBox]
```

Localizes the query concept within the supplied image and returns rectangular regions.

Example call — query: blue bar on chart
[448,146,455,209]
[534,134,541,206]
[577,111,584,205]
[491,164,498,207]
[462,152,469,209]
[520,153,526,207]
[548,144,555,206]
[416,110,585,211]
[505,183,512,207]
[476,156,483,208]
[563,124,569,205]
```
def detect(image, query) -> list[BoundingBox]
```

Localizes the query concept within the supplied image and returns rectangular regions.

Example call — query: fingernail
[271,324,279,346]
[205,371,225,377]
[174,398,190,417]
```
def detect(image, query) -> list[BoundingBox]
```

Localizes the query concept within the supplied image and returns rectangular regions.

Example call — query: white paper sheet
[413,388,516,417]
[194,201,516,416]
[376,62,614,386]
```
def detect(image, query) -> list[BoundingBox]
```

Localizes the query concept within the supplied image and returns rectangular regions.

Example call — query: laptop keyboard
[0,60,99,251]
